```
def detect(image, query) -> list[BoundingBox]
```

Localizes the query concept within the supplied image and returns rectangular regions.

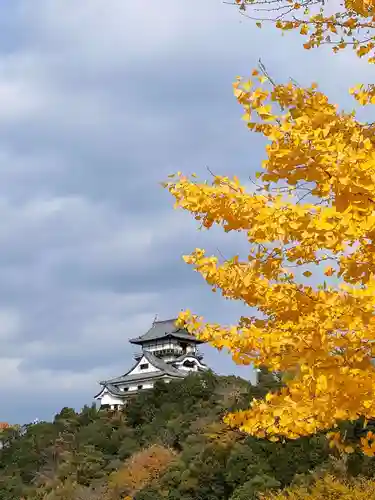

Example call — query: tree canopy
[165,0,375,456]
[235,0,375,64]
[0,372,336,500]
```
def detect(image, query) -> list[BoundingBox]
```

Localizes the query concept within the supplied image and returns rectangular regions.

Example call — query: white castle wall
[118,381,155,392]
[101,393,124,407]
[129,356,159,375]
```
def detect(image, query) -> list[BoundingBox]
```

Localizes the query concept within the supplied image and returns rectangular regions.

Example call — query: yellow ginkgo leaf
[324,267,335,276]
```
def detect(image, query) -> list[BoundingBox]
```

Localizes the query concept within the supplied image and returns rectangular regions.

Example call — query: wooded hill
[1,370,375,500]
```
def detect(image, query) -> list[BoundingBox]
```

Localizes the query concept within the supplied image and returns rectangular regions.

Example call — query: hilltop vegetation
[2,370,375,500]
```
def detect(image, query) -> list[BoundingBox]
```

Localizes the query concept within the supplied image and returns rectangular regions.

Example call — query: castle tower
[94,318,209,410]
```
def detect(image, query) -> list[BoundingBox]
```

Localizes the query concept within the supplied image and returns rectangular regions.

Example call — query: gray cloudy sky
[0,0,370,424]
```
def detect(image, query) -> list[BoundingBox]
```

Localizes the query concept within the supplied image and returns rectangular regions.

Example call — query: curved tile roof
[129,318,203,345]
[99,350,186,386]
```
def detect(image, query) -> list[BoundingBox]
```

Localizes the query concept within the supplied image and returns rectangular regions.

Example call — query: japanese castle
[95,318,209,409]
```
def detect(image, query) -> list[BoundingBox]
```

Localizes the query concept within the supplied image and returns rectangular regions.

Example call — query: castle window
[179,342,188,353]
[140,363,149,370]
[183,360,196,368]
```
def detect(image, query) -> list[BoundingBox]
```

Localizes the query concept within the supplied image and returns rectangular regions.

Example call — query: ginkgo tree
[164,0,375,455]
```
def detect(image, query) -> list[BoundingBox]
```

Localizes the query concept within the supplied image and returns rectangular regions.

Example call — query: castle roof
[129,318,203,345]
[173,352,204,362]
[99,350,186,386]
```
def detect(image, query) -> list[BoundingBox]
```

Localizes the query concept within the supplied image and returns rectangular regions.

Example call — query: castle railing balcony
[154,348,184,357]
[134,348,183,357]
[134,347,203,359]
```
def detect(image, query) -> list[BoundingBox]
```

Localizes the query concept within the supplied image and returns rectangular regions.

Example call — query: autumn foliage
[165,0,375,456]
[235,0,375,62]
[262,475,375,499]
[108,444,175,498]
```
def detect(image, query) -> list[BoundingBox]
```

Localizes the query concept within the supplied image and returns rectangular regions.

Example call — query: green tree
[226,443,272,490]
[134,486,164,500]
[231,475,281,500]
